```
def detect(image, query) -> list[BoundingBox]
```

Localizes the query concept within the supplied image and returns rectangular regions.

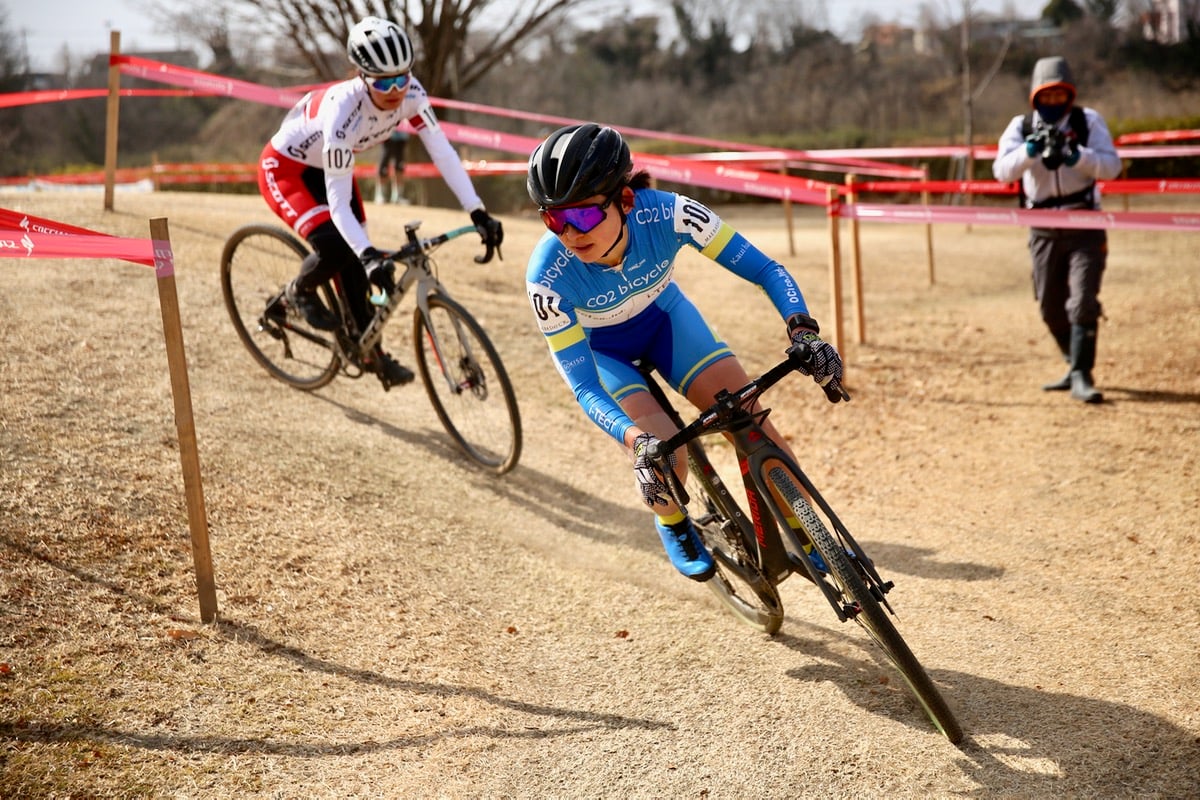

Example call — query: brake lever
[645,440,690,507]
[473,221,502,264]
[822,379,851,403]
[474,239,503,264]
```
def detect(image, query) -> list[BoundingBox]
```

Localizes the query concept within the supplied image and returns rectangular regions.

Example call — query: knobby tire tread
[766,466,963,743]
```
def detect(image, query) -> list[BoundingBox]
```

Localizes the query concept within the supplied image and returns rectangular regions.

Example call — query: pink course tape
[3,55,1197,234]
[0,208,156,265]
[842,203,1200,232]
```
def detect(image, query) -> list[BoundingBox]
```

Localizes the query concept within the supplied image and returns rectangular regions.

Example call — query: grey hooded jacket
[992,57,1122,210]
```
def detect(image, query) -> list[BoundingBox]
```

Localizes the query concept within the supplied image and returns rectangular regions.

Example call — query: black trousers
[1028,227,1107,338]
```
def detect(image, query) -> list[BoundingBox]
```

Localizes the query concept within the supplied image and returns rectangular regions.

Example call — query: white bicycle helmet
[347,17,414,76]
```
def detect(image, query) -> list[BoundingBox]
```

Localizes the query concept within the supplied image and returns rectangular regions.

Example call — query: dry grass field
[1,190,1198,798]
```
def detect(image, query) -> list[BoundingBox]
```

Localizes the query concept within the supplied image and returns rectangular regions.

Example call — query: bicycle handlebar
[645,341,850,470]
[391,221,501,265]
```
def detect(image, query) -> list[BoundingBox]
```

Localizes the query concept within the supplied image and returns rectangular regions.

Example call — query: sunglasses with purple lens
[540,194,617,235]
[369,73,411,93]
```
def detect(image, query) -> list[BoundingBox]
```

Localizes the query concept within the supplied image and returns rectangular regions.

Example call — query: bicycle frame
[221,220,521,473]
[643,368,791,584]
[641,348,891,623]
[638,349,962,742]
[331,223,478,381]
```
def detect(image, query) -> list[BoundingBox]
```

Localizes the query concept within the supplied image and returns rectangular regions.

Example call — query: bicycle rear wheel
[220,224,339,390]
[412,294,522,474]
[688,444,784,635]
[766,466,963,744]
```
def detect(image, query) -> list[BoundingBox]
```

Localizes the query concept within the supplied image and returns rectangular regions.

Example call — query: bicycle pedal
[258,318,286,341]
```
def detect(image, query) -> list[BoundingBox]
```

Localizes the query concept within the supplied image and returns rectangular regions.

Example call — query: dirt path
[2,191,1198,798]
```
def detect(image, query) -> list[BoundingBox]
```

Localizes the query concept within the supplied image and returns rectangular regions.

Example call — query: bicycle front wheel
[413,294,522,474]
[766,465,963,744]
[220,224,339,390]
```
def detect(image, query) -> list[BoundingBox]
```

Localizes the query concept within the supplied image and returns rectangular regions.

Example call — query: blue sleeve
[669,191,809,320]
[525,239,634,446]
[701,223,810,320]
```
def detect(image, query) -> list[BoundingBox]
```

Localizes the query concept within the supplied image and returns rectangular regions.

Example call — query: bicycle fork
[761,460,898,621]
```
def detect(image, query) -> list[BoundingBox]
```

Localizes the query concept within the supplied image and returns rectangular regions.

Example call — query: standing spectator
[992,56,1123,404]
[376,128,410,204]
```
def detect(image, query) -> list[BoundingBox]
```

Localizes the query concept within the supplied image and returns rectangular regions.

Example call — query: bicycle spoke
[220,225,339,390]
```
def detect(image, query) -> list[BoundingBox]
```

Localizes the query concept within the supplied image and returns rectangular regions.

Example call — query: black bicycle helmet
[527,123,632,208]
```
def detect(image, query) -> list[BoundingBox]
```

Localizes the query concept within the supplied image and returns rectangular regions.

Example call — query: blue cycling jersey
[525,188,810,445]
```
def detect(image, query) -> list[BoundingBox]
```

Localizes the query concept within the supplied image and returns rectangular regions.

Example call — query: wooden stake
[104,31,121,211]
[781,164,795,256]
[844,174,865,344]
[826,186,845,368]
[150,217,218,623]
[922,163,936,285]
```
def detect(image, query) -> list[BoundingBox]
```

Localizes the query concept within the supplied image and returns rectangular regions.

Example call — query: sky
[8,0,1050,73]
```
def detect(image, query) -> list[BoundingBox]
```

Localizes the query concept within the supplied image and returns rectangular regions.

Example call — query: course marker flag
[0,208,217,623]
[0,208,155,264]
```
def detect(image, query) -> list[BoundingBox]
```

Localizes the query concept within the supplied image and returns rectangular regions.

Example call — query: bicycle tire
[687,444,784,635]
[412,293,522,474]
[766,466,964,744]
[220,224,339,390]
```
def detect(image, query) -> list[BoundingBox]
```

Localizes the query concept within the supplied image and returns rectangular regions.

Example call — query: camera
[1033,124,1068,169]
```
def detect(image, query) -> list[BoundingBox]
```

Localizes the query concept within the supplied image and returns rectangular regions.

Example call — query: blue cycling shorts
[586,292,733,400]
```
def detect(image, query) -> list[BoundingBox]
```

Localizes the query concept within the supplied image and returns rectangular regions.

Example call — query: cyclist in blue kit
[524,123,845,583]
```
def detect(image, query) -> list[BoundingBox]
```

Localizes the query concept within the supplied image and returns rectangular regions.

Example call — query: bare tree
[152,0,609,97]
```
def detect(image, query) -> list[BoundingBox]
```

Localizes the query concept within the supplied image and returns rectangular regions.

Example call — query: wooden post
[103,31,121,211]
[844,174,865,345]
[150,218,218,623]
[781,164,795,256]
[922,163,935,285]
[1121,161,1130,212]
[826,187,845,366]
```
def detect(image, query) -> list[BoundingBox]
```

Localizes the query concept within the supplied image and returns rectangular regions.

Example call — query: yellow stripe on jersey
[546,323,586,353]
[699,222,735,259]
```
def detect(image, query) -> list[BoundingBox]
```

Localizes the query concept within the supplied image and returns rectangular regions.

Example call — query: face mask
[1036,101,1069,124]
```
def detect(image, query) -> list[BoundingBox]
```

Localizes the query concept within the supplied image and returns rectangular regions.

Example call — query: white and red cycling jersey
[258,75,482,255]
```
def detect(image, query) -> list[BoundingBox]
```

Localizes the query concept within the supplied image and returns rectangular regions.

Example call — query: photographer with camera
[992,56,1122,404]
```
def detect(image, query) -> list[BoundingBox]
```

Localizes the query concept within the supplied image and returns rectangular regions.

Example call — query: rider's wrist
[787,312,820,335]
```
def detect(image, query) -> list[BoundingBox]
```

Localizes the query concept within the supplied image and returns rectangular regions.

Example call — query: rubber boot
[1069,324,1103,404]
[1042,328,1072,391]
